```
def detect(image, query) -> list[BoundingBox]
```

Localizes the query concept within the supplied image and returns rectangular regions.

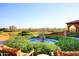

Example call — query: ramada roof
[66,20,79,24]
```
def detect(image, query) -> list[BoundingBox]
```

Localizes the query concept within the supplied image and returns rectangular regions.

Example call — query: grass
[0,32,19,40]
[2,32,19,35]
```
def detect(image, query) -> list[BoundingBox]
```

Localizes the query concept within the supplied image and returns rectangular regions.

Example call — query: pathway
[0,40,7,45]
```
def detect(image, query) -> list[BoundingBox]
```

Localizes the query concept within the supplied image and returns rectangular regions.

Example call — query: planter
[56,48,79,56]
[0,45,34,56]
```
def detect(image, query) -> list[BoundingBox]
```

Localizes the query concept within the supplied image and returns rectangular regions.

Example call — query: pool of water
[72,37,79,40]
[31,38,58,44]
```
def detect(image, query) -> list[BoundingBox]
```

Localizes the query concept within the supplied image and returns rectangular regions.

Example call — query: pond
[30,38,58,44]
[72,37,79,40]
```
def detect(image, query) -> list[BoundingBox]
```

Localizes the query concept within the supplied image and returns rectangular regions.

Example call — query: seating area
[0,45,34,56]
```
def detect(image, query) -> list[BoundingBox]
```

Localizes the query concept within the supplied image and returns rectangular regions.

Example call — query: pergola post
[67,25,71,32]
[67,26,70,32]
[76,27,79,32]
[75,26,77,32]
[75,24,79,32]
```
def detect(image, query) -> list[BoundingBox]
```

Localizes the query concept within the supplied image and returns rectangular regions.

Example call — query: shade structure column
[67,24,71,32]
[76,26,79,32]
[74,24,79,32]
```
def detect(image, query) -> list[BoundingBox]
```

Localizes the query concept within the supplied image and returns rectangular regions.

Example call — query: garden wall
[56,49,79,56]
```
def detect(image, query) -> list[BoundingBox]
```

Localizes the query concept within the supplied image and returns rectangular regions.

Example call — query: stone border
[56,48,79,56]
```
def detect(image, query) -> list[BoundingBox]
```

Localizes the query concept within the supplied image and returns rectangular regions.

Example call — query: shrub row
[46,35,63,40]
[68,32,79,37]
[5,36,32,52]
[56,37,79,51]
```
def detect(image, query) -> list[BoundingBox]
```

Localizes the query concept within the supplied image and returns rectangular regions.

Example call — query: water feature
[72,37,79,40]
[31,29,58,44]
[39,32,45,42]
[31,38,58,44]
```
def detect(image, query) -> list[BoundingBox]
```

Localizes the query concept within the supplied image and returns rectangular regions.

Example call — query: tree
[0,28,9,32]
[18,31,30,36]
[9,25,17,32]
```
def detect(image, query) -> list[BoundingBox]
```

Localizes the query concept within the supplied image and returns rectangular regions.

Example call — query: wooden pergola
[66,20,79,32]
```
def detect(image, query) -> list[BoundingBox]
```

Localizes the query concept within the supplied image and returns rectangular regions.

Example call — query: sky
[0,3,79,28]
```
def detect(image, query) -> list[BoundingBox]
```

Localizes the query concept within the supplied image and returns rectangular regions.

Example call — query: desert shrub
[56,37,79,51]
[32,42,58,55]
[5,36,33,52]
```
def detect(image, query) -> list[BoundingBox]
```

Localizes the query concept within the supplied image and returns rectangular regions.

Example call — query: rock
[37,54,49,56]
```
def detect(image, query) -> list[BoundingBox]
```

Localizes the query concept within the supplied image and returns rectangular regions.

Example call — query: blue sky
[0,3,79,28]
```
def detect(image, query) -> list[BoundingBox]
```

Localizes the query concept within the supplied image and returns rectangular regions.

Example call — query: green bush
[18,31,31,36]
[56,37,79,51]
[30,35,40,39]
[5,36,58,54]
[32,42,58,55]
[5,36,33,52]
[68,32,79,37]
[46,35,62,40]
